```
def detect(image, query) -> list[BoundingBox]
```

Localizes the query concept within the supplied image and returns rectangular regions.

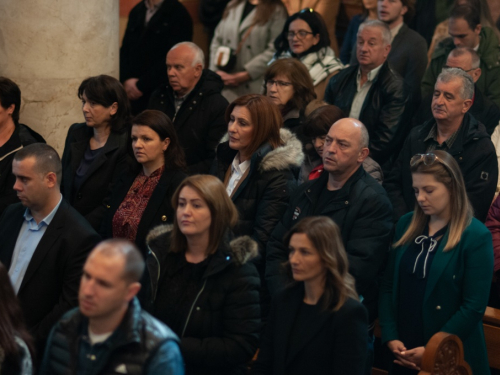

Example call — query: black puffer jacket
[149,69,229,174]
[145,226,261,375]
[210,128,304,274]
[324,62,409,166]
[384,112,498,222]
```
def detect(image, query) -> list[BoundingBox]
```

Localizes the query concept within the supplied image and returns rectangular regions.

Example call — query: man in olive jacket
[421,4,500,106]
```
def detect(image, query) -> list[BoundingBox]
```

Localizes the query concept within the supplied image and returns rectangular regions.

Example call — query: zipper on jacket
[148,246,161,302]
[181,279,207,337]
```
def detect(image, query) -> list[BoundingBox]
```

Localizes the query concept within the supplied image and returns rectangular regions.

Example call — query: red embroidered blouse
[112,165,165,242]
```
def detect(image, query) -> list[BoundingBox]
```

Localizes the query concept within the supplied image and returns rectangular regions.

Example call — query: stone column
[0,0,119,154]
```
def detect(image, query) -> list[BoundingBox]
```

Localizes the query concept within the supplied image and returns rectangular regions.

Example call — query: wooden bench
[372,306,500,374]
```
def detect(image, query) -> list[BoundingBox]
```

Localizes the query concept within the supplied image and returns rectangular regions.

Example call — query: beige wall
[0,0,119,154]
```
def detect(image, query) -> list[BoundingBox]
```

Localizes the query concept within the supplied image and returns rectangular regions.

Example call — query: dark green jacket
[421,26,500,106]
[379,212,493,375]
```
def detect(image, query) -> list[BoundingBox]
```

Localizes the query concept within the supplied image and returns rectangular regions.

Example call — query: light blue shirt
[9,195,63,294]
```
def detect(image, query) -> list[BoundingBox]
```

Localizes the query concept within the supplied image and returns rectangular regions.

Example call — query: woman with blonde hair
[146,174,261,375]
[251,216,368,375]
[379,150,493,375]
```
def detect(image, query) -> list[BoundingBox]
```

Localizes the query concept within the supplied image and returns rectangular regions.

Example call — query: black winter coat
[120,0,193,111]
[324,62,409,166]
[266,166,393,323]
[149,69,228,174]
[100,168,186,256]
[211,128,304,275]
[384,112,498,222]
[251,284,368,375]
[0,124,45,216]
[61,123,135,230]
[146,226,261,375]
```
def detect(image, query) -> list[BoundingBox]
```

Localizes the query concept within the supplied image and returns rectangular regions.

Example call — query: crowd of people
[1,0,500,374]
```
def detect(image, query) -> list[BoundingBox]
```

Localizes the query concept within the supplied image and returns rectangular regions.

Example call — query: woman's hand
[216,71,250,87]
[387,340,416,369]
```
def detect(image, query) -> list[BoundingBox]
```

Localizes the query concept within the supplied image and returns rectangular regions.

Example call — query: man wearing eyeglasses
[421,3,500,106]
[413,47,500,136]
[385,67,498,222]
[324,20,409,169]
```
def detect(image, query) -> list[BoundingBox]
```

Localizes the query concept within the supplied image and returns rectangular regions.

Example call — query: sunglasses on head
[410,153,443,167]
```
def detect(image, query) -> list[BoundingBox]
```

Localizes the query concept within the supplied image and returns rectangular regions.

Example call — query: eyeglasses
[410,153,443,167]
[286,30,314,39]
[266,79,293,88]
[442,65,476,73]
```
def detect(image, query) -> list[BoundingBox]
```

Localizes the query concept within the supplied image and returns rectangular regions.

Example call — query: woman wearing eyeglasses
[271,9,344,101]
[379,150,493,375]
[209,0,287,102]
[263,58,316,134]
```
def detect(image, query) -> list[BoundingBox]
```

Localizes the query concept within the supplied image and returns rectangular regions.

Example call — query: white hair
[358,20,392,46]
[437,68,474,100]
[169,42,205,68]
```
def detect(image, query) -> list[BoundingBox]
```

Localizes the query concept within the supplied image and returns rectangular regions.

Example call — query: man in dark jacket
[414,47,500,135]
[120,0,193,114]
[0,77,45,216]
[325,20,408,167]
[350,0,428,100]
[385,68,498,223]
[421,4,500,106]
[266,118,393,325]
[40,239,184,375]
[0,144,101,356]
[149,42,228,174]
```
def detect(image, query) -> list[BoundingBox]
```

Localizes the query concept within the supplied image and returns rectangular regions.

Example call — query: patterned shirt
[424,123,460,152]
[112,165,165,242]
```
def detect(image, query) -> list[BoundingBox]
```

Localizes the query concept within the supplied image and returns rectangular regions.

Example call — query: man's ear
[45,172,58,188]
[194,63,203,78]
[462,98,473,114]
[126,282,141,301]
[358,147,370,163]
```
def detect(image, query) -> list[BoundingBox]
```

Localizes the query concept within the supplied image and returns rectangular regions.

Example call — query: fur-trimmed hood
[146,224,258,266]
[217,127,304,172]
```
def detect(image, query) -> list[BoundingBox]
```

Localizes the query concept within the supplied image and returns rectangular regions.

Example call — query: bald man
[266,118,393,325]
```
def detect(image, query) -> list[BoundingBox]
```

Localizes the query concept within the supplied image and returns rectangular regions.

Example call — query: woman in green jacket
[379,150,493,375]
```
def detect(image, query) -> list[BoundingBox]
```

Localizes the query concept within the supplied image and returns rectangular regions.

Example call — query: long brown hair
[393,150,473,251]
[170,175,239,256]
[225,94,284,156]
[284,216,359,312]
[0,262,35,365]
[223,0,285,25]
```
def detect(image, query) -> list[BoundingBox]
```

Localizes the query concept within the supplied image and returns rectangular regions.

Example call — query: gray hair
[359,122,369,149]
[358,20,392,47]
[447,47,480,69]
[436,67,474,100]
[170,42,205,68]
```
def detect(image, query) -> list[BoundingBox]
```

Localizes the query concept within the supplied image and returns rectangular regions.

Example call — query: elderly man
[0,144,100,354]
[149,42,228,174]
[266,118,393,327]
[325,20,408,166]
[120,0,193,114]
[350,0,428,99]
[421,4,500,106]
[414,47,500,135]
[40,239,184,375]
[0,77,45,216]
[385,68,498,222]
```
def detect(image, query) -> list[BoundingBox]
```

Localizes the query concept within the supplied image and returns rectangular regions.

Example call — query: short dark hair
[263,59,317,114]
[225,94,284,156]
[303,105,346,138]
[400,0,415,23]
[450,4,480,30]
[92,239,145,283]
[274,9,331,56]
[0,77,21,125]
[14,143,62,184]
[78,75,131,131]
[131,110,186,171]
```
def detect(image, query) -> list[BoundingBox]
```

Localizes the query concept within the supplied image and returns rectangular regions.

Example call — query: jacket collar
[416,112,487,155]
